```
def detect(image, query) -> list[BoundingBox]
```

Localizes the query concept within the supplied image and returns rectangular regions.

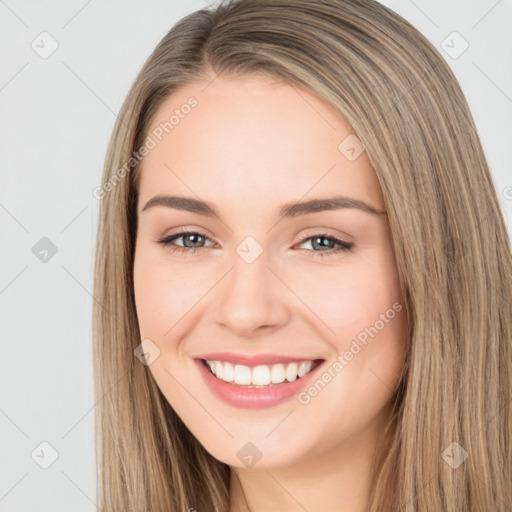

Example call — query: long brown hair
[92,0,512,510]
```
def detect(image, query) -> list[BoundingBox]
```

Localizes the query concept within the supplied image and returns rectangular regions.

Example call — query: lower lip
[195,358,325,409]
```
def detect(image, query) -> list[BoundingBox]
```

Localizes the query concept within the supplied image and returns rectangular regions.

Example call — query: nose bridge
[213,238,288,334]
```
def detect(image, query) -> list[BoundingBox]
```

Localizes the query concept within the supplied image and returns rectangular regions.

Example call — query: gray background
[0,0,510,510]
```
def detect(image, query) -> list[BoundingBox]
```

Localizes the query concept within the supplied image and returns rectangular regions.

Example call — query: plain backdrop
[0,0,510,510]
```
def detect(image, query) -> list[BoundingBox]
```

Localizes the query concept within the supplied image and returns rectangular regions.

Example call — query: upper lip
[196,352,324,367]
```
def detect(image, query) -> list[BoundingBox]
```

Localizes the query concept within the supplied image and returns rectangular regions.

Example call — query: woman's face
[133,74,406,469]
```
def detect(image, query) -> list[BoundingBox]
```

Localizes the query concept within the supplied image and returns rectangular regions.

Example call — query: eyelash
[155,229,354,258]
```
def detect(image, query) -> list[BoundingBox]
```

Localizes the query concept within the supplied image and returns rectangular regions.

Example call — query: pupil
[313,236,332,250]
[185,234,203,247]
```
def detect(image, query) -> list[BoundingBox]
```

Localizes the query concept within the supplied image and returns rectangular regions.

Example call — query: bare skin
[133,73,406,512]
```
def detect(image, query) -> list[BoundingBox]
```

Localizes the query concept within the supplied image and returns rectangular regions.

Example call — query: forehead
[137,75,384,214]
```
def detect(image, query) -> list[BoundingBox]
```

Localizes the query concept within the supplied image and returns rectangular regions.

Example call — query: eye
[155,230,354,258]
[156,229,215,255]
[295,233,354,258]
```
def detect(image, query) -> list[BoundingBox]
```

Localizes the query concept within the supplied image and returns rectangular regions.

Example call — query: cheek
[293,261,405,438]
[133,247,186,339]
[298,252,406,390]
[300,256,402,337]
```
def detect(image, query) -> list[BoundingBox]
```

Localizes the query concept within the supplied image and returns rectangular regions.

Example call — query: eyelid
[295,228,353,245]
[155,227,354,260]
[157,227,352,247]
[160,226,217,242]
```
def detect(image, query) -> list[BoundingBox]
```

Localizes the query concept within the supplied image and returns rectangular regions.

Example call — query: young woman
[92,0,512,510]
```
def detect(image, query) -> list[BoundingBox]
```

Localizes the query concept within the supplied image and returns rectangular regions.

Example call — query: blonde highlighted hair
[93,0,512,510]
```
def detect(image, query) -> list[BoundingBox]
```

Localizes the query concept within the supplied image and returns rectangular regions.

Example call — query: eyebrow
[141,194,386,219]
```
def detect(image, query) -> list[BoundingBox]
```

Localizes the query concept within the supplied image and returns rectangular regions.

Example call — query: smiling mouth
[200,358,324,387]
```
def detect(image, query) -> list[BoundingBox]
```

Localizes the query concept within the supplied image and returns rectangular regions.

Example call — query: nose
[213,250,290,337]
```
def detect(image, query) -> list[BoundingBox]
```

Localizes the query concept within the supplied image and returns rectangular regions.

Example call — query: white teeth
[271,363,286,384]
[205,359,318,386]
[285,362,299,382]
[298,361,313,377]
[214,361,223,380]
[252,365,271,385]
[233,364,252,385]
[221,362,235,382]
